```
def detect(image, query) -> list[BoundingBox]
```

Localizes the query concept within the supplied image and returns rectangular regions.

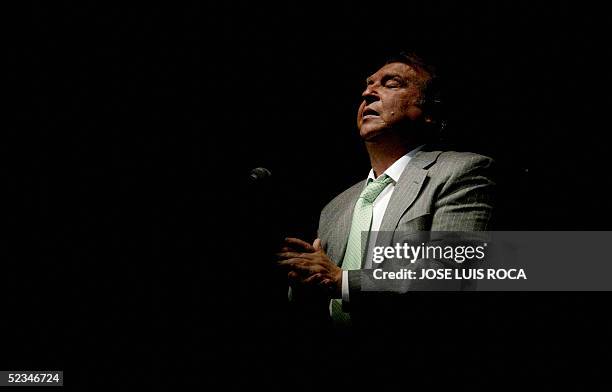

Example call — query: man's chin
[360,126,390,142]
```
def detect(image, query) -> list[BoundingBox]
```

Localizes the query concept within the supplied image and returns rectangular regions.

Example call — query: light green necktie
[331,174,394,323]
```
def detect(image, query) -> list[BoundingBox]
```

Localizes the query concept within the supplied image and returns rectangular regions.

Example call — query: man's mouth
[362,107,380,120]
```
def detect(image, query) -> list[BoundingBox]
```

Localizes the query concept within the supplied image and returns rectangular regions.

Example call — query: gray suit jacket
[317,149,495,320]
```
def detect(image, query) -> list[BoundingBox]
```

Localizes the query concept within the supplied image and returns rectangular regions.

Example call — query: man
[277,52,495,329]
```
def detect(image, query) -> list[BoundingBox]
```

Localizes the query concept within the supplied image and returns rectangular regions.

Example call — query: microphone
[248,167,272,184]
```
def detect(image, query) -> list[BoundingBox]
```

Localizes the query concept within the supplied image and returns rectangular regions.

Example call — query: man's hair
[385,51,447,137]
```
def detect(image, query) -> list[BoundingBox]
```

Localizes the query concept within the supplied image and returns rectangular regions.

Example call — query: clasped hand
[276,237,342,298]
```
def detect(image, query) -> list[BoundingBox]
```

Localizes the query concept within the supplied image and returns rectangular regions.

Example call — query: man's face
[357,62,429,141]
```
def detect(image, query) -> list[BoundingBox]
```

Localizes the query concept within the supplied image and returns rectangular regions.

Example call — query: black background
[5,1,612,389]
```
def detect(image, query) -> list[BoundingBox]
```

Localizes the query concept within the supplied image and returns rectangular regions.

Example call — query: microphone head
[248,167,272,183]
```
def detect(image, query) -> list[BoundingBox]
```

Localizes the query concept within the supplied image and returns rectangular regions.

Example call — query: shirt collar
[367,144,425,183]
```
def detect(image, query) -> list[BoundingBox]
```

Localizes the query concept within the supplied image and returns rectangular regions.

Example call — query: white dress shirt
[339,145,424,305]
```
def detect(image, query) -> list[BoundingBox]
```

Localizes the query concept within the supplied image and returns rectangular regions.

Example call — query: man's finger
[277,258,307,267]
[276,251,312,260]
[303,273,323,285]
[277,259,314,274]
[284,237,316,252]
[278,258,310,268]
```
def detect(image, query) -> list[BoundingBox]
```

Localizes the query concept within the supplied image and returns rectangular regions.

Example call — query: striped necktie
[331,174,394,323]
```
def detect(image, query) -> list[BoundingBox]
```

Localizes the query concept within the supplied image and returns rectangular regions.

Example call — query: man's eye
[385,80,401,88]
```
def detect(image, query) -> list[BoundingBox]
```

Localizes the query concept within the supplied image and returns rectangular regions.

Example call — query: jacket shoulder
[435,151,494,166]
[428,150,495,178]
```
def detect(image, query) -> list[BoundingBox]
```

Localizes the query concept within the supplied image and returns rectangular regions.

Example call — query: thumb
[313,238,322,251]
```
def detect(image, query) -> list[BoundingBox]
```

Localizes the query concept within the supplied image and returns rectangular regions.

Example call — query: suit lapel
[378,150,442,235]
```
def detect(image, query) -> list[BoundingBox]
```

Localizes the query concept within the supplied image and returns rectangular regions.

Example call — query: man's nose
[361,84,380,104]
